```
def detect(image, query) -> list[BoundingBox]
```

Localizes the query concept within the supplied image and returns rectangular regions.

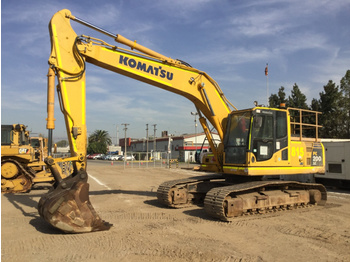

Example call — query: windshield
[1,125,12,145]
[224,111,252,164]
[30,139,40,148]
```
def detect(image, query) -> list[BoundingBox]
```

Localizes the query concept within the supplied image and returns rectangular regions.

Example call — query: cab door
[250,110,288,162]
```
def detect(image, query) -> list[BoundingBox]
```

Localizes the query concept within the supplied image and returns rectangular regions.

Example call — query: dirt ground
[2,161,350,262]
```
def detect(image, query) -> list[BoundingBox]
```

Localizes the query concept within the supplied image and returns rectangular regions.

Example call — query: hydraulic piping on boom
[38,9,327,233]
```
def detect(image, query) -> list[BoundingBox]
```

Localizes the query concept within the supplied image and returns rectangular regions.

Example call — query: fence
[53,152,196,169]
[110,152,181,169]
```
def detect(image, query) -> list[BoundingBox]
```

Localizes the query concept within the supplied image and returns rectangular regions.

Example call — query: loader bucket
[38,171,112,233]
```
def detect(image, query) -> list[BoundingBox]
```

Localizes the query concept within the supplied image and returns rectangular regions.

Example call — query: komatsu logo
[119,55,174,81]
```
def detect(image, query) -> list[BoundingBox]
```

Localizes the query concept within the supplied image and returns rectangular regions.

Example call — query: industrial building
[120,132,220,162]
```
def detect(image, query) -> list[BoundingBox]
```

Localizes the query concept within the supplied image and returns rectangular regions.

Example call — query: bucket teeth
[38,173,112,233]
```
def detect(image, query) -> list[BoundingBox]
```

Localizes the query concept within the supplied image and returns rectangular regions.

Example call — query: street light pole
[167,135,173,168]
[116,124,119,146]
[146,124,149,167]
[191,112,198,149]
[191,112,198,163]
[122,123,129,168]
[153,124,157,166]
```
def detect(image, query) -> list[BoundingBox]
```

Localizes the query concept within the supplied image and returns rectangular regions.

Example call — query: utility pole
[153,124,157,153]
[122,123,129,168]
[116,124,119,146]
[191,112,199,161]
[167,135,173,168]
[146,124,149,166]
[153,124,157,166]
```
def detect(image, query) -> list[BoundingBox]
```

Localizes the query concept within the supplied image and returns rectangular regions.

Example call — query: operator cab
[224,108,288,165]
[1,124,30,146]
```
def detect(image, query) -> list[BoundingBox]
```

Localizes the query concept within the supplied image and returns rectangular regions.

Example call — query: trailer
[315,139,350,188]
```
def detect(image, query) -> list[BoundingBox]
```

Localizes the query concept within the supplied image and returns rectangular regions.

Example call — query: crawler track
[1,159,35,193]
[157,177,327,221]
[204,181,327,221]
[157,174,225,208]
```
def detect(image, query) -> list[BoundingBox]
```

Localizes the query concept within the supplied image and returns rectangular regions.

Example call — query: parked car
[104,154,113,160]
[96,154,105,160]
[110,155,122,161]
[120,155,135,161]
[87,153,99,159]
[87,153,104,160]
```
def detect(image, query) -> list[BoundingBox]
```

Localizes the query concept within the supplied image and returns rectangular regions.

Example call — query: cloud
[151,0,214,20]
[1,88,47,112]
[188,45,271,67]
[72,4,122,27]
[229,9,291,37]
[2,0,349,139]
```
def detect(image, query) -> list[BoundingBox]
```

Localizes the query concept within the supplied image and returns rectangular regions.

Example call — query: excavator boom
[39,9,235,233]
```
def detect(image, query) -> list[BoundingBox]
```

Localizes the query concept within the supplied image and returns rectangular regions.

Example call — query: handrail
[288,107,322,141]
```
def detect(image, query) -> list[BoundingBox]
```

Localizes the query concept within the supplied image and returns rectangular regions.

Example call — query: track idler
[1,160,34,193]
[38,171,112,233]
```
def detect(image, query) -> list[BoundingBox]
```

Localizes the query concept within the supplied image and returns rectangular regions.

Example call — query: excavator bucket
[38,171,112,233]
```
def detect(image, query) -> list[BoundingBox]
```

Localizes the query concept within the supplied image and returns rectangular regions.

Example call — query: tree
[267,70,350,139]
[319,80,343,138]
[269,86,286,107]
[56,140,68,147]
[287,83,308,109]
[284,84,309,135]
[340,70,350,138]
[87,130,112,154]
[310,98,321,111]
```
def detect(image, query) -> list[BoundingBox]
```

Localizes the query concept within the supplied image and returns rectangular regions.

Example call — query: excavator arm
[39,9,236,233]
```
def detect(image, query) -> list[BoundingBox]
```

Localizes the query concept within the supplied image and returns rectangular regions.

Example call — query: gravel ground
[2,162,350,262]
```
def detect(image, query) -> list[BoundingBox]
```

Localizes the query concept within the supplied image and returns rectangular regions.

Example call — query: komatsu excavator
[39,9,327,233]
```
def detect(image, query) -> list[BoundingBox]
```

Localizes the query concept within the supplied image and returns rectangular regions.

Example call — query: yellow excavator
[38,9,327,233]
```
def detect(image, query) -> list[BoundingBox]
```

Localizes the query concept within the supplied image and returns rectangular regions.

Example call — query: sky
[2,0,350,144]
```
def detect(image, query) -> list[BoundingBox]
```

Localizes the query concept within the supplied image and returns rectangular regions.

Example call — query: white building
[123,132,220,162]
